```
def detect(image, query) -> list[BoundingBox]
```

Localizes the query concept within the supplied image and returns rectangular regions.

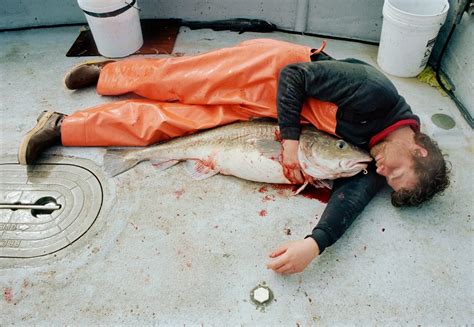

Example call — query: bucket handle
[82,0,140,18]
[125,0,141,12]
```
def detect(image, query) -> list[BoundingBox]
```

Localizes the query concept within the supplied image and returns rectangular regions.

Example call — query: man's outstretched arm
[305,165,386,254]
[267,165,385,274]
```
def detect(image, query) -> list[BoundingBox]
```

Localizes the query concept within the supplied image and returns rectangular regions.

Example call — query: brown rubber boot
[64,60,115,90]
[18,111,66,165]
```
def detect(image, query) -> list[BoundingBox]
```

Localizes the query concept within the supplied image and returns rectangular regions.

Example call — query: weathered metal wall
[440,12,473,117]
[1,0,382,41]
[306,0,384,42]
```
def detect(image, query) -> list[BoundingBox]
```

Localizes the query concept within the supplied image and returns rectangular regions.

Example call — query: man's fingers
[267,255,288,270]
[295,171,304,184]
[292,169,304,184]
[289,170,302,183]
[269,245,288,258]
[281,162,304,184]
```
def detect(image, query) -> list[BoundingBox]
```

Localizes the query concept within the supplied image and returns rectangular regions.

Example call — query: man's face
[371,141,418,192]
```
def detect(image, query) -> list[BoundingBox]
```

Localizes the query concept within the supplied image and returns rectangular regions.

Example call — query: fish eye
[336,140,347,150]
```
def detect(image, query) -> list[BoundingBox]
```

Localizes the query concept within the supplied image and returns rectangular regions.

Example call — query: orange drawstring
[311,40,327,55]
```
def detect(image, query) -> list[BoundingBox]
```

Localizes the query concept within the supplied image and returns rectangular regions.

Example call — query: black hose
[275,28,379,46]
[435,2,473,128]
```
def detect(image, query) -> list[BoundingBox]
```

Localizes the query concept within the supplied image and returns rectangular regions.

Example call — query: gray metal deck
[0,26,472,325]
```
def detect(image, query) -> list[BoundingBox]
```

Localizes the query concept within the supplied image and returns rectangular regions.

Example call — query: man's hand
[266,238,320,275]
[281,139,304,184]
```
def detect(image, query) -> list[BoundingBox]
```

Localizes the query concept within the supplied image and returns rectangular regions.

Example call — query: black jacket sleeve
[305,164,386,253]
[277,61,368,140]
[277,62,329,140]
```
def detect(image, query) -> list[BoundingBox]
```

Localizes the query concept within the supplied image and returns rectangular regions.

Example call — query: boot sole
[18,111,54,165]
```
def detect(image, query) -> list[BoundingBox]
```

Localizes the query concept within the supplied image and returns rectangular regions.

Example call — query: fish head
[298,128,373,180]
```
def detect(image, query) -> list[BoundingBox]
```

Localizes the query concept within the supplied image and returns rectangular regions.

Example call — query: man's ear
[413,145,428,158]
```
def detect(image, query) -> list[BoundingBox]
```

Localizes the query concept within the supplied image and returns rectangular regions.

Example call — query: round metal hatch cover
[0,157,107,258]
[431,113,456,130]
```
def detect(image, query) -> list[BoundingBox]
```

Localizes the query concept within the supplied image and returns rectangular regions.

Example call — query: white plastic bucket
[377,0,449,77]
[77,0,143,58]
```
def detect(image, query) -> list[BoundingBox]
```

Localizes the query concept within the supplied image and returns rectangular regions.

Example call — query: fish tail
[103,149,141,177]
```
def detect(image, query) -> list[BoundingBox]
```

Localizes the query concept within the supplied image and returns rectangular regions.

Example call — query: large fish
[103,121,372,189]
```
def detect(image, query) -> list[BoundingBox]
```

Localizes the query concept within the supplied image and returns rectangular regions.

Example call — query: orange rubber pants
[61,38,338,146]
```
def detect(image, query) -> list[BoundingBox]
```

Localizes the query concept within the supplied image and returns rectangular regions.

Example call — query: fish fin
[183,160,219,180]
[150,159,179,171]
[312,179,333,190]
[103,149,141,177]
[255,139,282,160]
[293,181,309,196]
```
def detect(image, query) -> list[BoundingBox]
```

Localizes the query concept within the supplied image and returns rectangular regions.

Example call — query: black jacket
[277,54,420,253]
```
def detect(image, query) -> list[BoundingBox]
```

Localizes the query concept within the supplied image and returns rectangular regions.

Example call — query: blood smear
[174,189,185,199]
[270,184,332,203]
[3,288,13,303]
[262,195,275,202]
[298,186,332,203]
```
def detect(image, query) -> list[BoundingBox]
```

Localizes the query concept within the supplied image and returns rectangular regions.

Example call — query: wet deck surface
[1,26,473,325]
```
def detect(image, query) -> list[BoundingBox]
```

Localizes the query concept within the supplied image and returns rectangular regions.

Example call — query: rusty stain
[262,195,275,202]
[3,287,13,303]
[259,210,267,217]
[174,189,185,199]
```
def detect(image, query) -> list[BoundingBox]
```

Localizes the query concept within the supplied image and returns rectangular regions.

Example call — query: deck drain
[431,113,456,130]
[250,282,274,311]
[0,157,109,258]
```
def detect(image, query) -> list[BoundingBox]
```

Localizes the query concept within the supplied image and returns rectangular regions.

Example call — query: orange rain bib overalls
[61,38,338,146]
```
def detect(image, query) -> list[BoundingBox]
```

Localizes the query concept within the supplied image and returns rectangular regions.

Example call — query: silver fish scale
[156,121,280,152]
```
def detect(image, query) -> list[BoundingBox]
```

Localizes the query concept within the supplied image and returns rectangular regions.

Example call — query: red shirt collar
[369,119,420,148]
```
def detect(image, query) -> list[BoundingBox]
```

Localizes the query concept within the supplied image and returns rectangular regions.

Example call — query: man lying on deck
[17,39,450,275]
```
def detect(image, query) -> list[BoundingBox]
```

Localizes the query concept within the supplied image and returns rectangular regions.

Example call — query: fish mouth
[298,146,373,179]
[338,158,373,177]
[339,158,373,169]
